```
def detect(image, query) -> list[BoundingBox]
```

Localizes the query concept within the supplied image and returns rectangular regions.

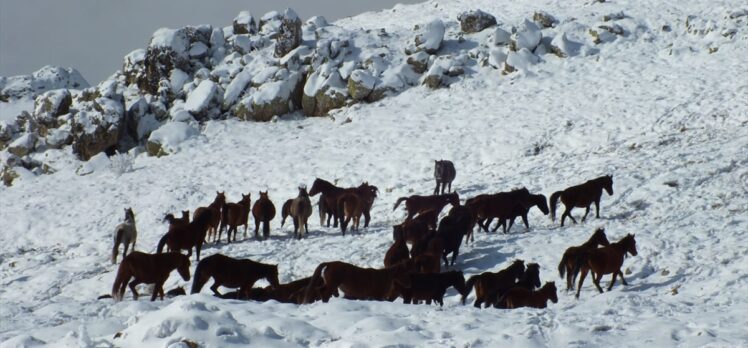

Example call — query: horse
[302,260,414,303]
[466,188,535,233]
[436,204,475,267]
[337,191,365,235]
[191,253,280,297]
[393,192,460,221]
[111,251,190,301]
[112,208,137,264]
[384,236,410,267]
[392,213,433,245]
[219,193,251,243]
[163,210,189,226]
[281,199,293,227]
[391,271,467,306]
[252,191,276,239]
[434,160,456,195]
[550,175,614,227]
[462,259,525,308]
[491,262,541,308]
[289,186,313,239]
[157,209,212,261]
[194,191,226,243]
[499,282,558,309]
[309,179,378,228]
[558,228,610,291]
[317,196,329,227]
[574,233,637,299]
[238,277,312,303]
[484,193,549,234]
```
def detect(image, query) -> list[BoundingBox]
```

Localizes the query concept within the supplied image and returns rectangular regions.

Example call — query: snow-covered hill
[1,0,747,347]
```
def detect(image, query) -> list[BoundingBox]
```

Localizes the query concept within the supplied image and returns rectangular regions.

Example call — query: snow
[2,0,748,346]
[184,80,218,114]
[0,98,33,123]
[149,28,190,55]
[415,19,445,54]
[514,19,542,51]
[147,121,199,153]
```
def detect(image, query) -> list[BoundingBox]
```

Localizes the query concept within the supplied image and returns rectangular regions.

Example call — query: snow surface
[2,0,748,347]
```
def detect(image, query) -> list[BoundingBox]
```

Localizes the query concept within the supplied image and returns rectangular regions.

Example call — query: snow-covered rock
[413,20,445,54]
[512,19,543,52]
[68,88,125,160]
[458,10,498,33]
[7,133,37,157]
[533,11,558,28]
[0,66,88,101]
[491,27,512,46]
[273,9,303,58]
[184,80,222,120]
[145,121,199,156]
[302,64,349,116]
[347,69,379,101]
[234,70,304,122]
[33,89,72,132]
[233,11,257,35]
[504,47,540,73]
[550,33,585,57]
[406,52,430,74]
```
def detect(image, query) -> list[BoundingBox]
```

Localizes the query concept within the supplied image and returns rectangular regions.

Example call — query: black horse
[433,160,456,195]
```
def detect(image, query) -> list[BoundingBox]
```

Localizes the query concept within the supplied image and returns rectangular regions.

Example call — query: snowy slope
[1,0,748,347]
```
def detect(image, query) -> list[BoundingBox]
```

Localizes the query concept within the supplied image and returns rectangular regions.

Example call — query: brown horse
[219,193,251,243]
[384,236,410,268]
[491,262,541,308]
[391,271,467,306]
[485,193,549,234]
[252,191,276,239]
[111,251,191,301]
[413,253,441,273]
[309,179,378,228]
[436,204,475,267]
[157,209,212,261]
[499,282,558,309]
[191,253,280,296]
[302,260,414,303]
[392,214,433,245]
[241,277,312,303]
[289,186,313,239]
[337,192,365,235]
[466,188,539,233]
[194,191,226,243]
[550,175,614,227]
[462,259,525,308]
[558,228,610,291]
[281,199,293,227]
[393,192,459,221]
[574,233,637,298]
[163,210,189,226]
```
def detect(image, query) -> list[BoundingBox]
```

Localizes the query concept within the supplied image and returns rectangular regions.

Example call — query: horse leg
[196,243,202,261]
[263,220,270,239]
[561,206,576,226]
[128,280,141,300]
[607,272,618,291]
[243,223,248,240]
[123,241,130,259]
[254,220,260,239]
[434,181,440,195]
[618,270,628,286]
[151,284,161,301]
[363,209,371,228]
[521,213,529,231]
[210,283,221,296]
[450,250,458,266]
[593,272,605,293]
[447,181,452,194]
[581,206,591,222]
[566,267,574,291]
[293,218,300,239]
[575,267,589,299]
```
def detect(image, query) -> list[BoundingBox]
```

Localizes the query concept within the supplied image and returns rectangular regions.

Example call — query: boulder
[491,27,512,46]
[347,69,379,101]
[550,33,584,57]
[457,10,497,33]
[274,9,303,58]
[33,89,72,134]
[69,94,124,160]
[233,11,257,35]
[406,52,430,74]
[184,80,222,120]
[512,19,542,52]
[504,48,540,74]
[145,122,199,157]
[414,20,445,54]
[234,70,304,121]
[533,11,558,28]
[301,64,349,116]
[7,133,37,157]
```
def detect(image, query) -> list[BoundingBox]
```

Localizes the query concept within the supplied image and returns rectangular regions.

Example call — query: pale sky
[0,0,421,83]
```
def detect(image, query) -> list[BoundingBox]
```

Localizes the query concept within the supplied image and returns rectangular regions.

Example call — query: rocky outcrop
[0,66,88,101]
[458,10,497,33]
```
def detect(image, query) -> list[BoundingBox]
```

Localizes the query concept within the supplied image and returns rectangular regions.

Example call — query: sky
[0,0,421,84]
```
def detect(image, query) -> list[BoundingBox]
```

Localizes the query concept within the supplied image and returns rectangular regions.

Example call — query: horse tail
[111,227,124,264]
[392,197,407,211]
[190,258,210,294]
[337,196,348,232]
[462,275,479,305]
[558,254,567,278]
[281,200,292,227]
[550,191,563,221]
[219,205,229,235]
[111,260,130,301]
[156,233,169,254]
[303,262,329,304]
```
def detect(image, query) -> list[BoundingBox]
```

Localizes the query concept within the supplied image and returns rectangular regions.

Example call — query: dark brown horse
[499,282,558,309]
[302,260,414,303]
[252,191,276,239]
[393,192,459,221]
[574,233,637,298]
[220,193,251,243]
[157,209,212,261]
[111,251,191,301]
[391,271,467,306]
[436,204,475,267]
[558,228,610,291]
[550,175,614,227]
[309,179,378,228]
[392,214,433,245]
[289,186,313,239]
[281,199,293,227]
[491,262,541,308]
[462,259,525,308]
[466,188,538,233]
[337,191,365,235]
[241,277,312,303]
[384,236,410,268]
[194,191,226,243]
[433,160,457,195]
[163,210,189,226]
[485,193,549,234]
[191,253,280,296]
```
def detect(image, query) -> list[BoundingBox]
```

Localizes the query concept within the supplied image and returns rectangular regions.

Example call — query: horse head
[451,270,468,296]
[298,186,309,197]
[124,208,135,222]
[526,263,541,289]
[181,210,190,220]
[625,234,638,256]
[593,227,610,246]
[603,175,614,195]
[532,194,550,215]
[259,191,269,200]
[510,259,526,278]
[215,191,226,204]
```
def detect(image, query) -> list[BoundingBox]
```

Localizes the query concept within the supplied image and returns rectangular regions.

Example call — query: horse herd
[108,161,638,310]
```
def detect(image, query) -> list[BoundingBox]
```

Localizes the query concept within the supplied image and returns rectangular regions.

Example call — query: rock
[511,19,542,51]
[184,80,222,120]
[446,66,465,77]
[406,52,430,74]
[589,24,623,44]
[414,19,445,54]
[1,165,19,186]
[33,89,72,134]
[274,9,303,58]
[457,10,497,33]
[347,70,378,101]
[533,11,558,28]
[488,48,508,69]
[301,64,349,116]
[222,70,252,110]
[550,33,584,57]
[69,90,125,161]
[233,11,257,35]
[305,16,329,30]
[422,69,443,89]
[188,42,209,59]
[491,27,512,46]
[7,133,37,157]
[0,66,89,101]
[504,48,540,73]
[145,122,199,157]
[235,70,304,122]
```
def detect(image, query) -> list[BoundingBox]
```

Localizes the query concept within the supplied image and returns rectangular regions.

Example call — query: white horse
[111,208,137,264]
